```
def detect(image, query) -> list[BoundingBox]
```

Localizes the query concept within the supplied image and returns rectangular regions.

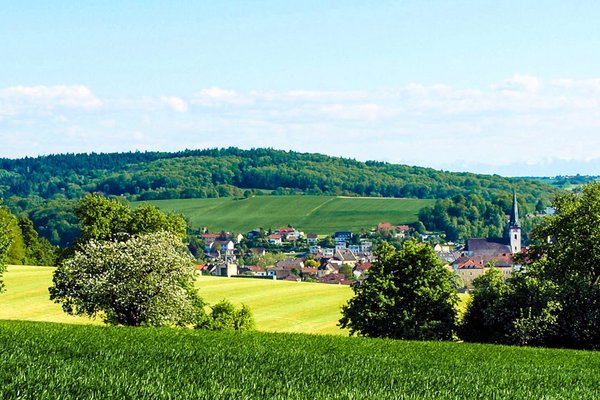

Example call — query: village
[195,193,526,290]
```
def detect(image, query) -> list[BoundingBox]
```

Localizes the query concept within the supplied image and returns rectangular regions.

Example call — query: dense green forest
[0,148,559,246]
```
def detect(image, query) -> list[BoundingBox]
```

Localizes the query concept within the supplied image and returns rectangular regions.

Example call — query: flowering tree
[50,231,205,326]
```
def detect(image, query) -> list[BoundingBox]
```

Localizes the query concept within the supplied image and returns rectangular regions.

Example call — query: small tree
[0,213,12,292]
[50,231,205,327]
[339,240,458,340]
[202,299,255,331]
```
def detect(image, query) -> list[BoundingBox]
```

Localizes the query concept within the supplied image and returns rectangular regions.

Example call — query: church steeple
[510,190,520,228]
[509,190,521,253]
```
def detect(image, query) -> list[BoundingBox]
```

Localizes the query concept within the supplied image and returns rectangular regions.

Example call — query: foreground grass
[137,196,434,233]
[1,320,598,400]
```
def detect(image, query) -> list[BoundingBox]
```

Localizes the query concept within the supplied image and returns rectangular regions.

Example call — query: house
[276,258,305,270]
[246,229,262,239]
[275,227,304,240]
[318,273,352,285]
[335,249,358,266]
[317,258,340,277]
[201,233,220,244]
[238,265,267,276]
[353,261,372,279]
[309,245,321,254]
[348,244,361,254]
[322,248,335,257]
[335,242,347,251]
[268,234,282,245]
[306,234,319,244]
[360,241,373,252]
[396,225,411,234]
[215,263,238,277]
[251,247,267,256]
[213,240,235,255]
[301,266,319,278]
[452,254,516,288]
[284,275,301,282]
[333,231,352,242]
[377,222,393,232]
[195,264,209,275]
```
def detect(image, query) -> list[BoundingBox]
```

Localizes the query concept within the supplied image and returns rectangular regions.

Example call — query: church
[451,191,522,288]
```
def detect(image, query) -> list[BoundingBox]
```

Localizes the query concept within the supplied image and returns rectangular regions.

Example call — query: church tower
[509,190,522,254]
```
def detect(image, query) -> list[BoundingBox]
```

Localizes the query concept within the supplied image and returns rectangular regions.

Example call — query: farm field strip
[1,320,598,399]
[0,266,352,334]
[135,195,434,233]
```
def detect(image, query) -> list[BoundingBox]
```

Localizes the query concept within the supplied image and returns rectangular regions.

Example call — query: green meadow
[0,266,468,334]
[135,195,434,233]
[2,320,599,399]
[0,266,352,334]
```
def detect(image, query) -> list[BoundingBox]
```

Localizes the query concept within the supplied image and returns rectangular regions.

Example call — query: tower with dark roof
[509,190,521,253]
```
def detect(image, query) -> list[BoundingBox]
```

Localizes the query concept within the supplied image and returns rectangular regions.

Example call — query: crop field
[197,275,351,335]
[0,266,469,335]
[1,320,599,400]
[135,195,434,233]
[0,266,352,334]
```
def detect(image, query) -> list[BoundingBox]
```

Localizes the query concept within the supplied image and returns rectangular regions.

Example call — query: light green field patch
[197,275,352,335]
[0,266,96,324]
[136,195,434,233]
[0,266,352,334]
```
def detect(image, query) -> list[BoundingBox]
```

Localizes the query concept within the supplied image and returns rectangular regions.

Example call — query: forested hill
[0,148,559,247]
[0,147,556,204]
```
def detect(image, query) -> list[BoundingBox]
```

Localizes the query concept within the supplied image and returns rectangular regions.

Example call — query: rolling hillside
[136,196,434,233]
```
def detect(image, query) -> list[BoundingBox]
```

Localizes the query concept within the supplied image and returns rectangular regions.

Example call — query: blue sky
[1,1,600,176]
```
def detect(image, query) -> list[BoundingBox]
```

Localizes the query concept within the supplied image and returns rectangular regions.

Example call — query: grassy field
[0,266,97,325]
[135,195,434,233]
[0,266,352,334]
[197,275,351,335]
[1,320,599,399]
[0,266,469,334]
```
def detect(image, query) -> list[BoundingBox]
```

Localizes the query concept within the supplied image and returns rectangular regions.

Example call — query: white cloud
[3,76,600,175]
[160,96,188,112]
[192,87,253,106]
[493,74,542,93]
[0,85,102,110]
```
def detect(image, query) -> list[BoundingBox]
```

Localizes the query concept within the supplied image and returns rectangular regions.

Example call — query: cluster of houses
[196,191,525,289]
[196,227,377,285]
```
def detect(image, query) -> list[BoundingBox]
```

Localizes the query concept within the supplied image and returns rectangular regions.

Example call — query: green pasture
[0,266,352,334]
[2,320,599,399]
[135,195,434,233]
[0,266,468,335]
[0,266,97,325]
[198,275,351,335]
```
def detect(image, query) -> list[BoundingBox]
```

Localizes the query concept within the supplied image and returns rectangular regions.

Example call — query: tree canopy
[462,183,600,349]
[74,193,187,243]
[339,240,458,340]
[50,231,205,327]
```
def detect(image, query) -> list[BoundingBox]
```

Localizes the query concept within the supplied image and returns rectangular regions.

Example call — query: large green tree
[0,209,12,292]
[50,231,205,327]
[74,193,187,243]
[339,240,458,340]
[462,183,600,349]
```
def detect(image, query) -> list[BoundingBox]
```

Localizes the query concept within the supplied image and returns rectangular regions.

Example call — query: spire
[510,190,520,227]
